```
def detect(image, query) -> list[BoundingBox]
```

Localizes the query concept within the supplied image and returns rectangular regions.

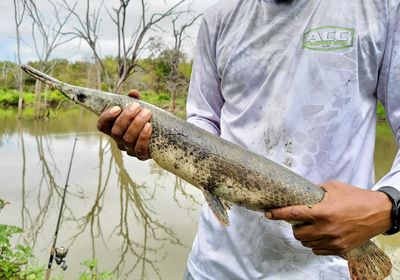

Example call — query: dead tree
[24,0,76,118]
[62,0,106,90]
[12,0,26,118]
[168,13,201,112]
[65,0,187,93]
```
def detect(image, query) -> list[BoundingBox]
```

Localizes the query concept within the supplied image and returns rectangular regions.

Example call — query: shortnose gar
[22,64,391,280]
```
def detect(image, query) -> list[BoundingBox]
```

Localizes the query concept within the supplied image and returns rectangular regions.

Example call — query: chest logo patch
[303,26,355,51]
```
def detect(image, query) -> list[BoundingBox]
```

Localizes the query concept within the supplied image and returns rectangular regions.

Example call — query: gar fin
[346,241,391,280]
[221,198,233,210]
[202,189,230,226]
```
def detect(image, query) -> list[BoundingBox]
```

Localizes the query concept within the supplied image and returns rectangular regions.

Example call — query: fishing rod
[44,108,83,280]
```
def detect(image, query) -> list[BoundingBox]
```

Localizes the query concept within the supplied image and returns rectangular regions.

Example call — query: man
[97,0,400,278]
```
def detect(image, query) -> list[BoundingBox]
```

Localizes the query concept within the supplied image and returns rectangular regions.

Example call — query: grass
[0,89,68,108]
[140,90,187,118]
[0,89,187,118]
[376,102,386,122]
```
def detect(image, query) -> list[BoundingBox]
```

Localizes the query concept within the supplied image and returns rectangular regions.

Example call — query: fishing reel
[54,246,68,271]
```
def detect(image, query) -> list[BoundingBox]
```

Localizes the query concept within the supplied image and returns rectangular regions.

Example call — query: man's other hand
[97,89,152,160]
[265,181,392,256]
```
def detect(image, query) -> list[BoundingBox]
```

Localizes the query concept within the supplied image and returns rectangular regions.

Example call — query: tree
[24,0,75,118]
[167,13,201,112]
[12,0,26,118]
[62,0,105,90]
[65,0,188,93]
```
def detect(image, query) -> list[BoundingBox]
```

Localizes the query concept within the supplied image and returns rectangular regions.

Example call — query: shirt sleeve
[186,16,224,136]
[374,4,400,191]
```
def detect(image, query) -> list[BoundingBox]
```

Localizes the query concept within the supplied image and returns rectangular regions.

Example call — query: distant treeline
[0,56,388,120]
[0,54,192,95]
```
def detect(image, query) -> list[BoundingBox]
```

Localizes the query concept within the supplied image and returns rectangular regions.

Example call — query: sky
[0,0,218,62]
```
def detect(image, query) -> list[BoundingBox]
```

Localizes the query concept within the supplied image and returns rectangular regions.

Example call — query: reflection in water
[109,142,183,278]
[17,119,28,245]
[0,110,202,279]
[68,135,112,261]
[19,120,71,250]
[1,110,400,279]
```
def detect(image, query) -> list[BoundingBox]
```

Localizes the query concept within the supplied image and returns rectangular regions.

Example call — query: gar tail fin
[346,240,391,280]
[202,189,230,226]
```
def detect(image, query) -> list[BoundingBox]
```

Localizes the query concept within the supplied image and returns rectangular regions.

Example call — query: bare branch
[24,0,76,118]
[62,0,113,90]
[111,0,188,93]
[167,11,202,112]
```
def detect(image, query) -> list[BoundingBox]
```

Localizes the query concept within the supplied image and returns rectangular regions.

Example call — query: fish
[22,64,391,280]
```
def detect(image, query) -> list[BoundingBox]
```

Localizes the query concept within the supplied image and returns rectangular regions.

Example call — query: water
[0,110,399,279]
[0,109,203,279]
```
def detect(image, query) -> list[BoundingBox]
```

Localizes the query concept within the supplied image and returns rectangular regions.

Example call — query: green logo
[303,26,355,51]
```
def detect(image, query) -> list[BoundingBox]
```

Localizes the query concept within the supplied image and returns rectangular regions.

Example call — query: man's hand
[97,89,152,160]
[265,181,392,256]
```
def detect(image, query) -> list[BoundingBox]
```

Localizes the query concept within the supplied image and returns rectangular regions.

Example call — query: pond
[0,109,399,279]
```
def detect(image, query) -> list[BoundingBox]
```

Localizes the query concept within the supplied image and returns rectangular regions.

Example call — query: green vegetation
[377,102,386,121]
[0,89,188,118]
[0,200,113,280]
[1,55,191,96]
[0,59,388,121]
[0,89,68,108]
[0,225,44,280]
[140,90,187,118]
[78,259,112,280]
[0,56,191,118]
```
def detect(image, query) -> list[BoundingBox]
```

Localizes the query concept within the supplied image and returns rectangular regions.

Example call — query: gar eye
[76,93,86,102]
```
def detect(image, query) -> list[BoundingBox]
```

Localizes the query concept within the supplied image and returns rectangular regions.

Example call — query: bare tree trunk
[34,79,42,119]
[13,0,26,119]
[96,60,102,90]
[170,82,177,113]
[169,55,179,112]
[17,72,24,117]
[43,84,49,118]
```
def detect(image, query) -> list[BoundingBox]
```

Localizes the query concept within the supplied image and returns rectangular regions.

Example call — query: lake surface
[0,109,399,279]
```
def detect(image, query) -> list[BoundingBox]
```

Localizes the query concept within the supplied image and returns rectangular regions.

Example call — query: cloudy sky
[0,0,217,62]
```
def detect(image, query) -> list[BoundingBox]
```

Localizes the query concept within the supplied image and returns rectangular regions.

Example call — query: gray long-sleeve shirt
[186,0,400,279]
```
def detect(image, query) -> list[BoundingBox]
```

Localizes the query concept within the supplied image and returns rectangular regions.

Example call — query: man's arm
[186,16,224,135]
[372,4,400,234]
[266,5,400,256]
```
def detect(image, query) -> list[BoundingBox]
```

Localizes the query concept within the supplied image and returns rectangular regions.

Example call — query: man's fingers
[124,109,152,156]
[292,224,334,241]
[128,89,141,99]
[97,106,122,135]
[96,94,152,160]
[116,142,127,151]
[266,205,315,223]
[134,123,152,160]
[111,103,142,139]
[301,239,335,249]
[312,249,344,256]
